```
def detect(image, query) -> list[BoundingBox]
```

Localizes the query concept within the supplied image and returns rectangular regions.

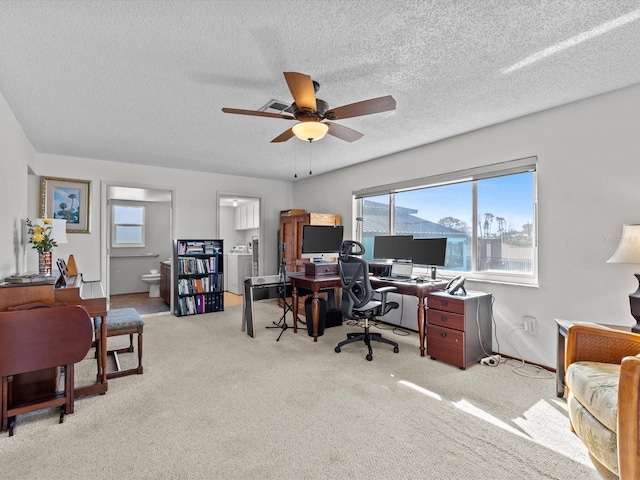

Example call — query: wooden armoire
[279,210,341,273]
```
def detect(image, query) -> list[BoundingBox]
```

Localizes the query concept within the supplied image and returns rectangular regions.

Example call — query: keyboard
[378,276,413,282]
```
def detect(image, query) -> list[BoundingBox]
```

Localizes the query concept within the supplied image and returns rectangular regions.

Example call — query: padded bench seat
[94,308,144,379]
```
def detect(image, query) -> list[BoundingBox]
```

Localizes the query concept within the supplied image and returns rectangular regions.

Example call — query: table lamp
[607,224,640,333]
[48,218,69,245]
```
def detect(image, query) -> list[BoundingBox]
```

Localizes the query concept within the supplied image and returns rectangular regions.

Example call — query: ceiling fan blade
[222,107,295,120]
[283,72,317,111]
[325,95,396,120]
[326,122,364,142]
[271,128,295,143]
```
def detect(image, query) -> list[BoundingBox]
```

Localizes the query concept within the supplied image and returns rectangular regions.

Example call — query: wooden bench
[94,308,144,379]
[0,305,93,436]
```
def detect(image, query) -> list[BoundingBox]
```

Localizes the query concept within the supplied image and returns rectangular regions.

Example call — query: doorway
[102,182,174,313]
[217,194,262,294]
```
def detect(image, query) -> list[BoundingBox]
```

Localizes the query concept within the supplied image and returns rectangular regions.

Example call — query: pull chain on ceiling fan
[222,72,396,143]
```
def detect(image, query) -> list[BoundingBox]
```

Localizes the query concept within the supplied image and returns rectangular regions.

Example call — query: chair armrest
[565,323,640,370]
[374,286,397,313]
[374,286,397,295]
[618,354,640,480]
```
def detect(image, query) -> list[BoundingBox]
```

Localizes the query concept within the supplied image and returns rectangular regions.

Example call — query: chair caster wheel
[366,354,373,361]
[335,347,341,353]
[393,347,399,353]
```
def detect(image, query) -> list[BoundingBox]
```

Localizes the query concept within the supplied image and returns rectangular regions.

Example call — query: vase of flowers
[26,218,58,275]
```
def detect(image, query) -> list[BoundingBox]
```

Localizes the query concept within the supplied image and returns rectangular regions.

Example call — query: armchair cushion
[566,361,620,432]
[566,361,620,474]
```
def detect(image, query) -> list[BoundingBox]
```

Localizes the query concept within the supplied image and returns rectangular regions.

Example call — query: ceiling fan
[221,71,396,143]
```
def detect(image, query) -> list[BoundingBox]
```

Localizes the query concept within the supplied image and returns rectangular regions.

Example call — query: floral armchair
[565,323,640,479]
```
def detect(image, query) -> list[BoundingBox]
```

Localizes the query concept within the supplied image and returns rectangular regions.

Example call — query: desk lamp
[607,224,640,333]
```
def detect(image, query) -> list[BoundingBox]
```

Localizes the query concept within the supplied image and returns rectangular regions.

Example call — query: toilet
[141,269,161,298]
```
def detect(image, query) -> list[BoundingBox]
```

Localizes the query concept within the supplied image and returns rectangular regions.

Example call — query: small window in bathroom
[112,204,145,247]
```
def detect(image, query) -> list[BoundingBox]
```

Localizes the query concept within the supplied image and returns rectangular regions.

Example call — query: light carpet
[0,300,615,479]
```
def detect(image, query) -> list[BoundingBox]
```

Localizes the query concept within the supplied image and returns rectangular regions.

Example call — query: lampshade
[25,218,68,245]
[292,121,329,142]
[607,224,640,333]
[607,224,640,263]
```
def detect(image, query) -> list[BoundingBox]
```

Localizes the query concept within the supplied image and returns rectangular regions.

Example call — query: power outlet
[523,316,538,335]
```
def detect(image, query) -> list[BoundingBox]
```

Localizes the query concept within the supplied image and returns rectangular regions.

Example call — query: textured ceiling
[1,1,640,182]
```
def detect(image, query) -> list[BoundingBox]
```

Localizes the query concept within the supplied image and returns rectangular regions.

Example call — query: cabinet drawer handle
[440,332,447,338]
[440,300,447,306]
[440,316,447,322]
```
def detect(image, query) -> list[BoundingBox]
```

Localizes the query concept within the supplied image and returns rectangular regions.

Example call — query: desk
[371,278,447,356]
[290,274,446,355]
[555,319,631,397]
[291,275,342,342]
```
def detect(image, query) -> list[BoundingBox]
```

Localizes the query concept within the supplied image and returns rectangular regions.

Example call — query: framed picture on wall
[40,176,91,233]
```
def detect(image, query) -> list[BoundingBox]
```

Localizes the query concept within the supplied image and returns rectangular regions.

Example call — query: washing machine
[225,246,253,295]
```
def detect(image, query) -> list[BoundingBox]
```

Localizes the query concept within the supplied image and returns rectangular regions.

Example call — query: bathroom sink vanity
[160,261,171,305]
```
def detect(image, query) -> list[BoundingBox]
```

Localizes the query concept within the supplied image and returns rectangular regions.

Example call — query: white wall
[27,153,293,290]
[0,91,36,278]
[292,83,640,368]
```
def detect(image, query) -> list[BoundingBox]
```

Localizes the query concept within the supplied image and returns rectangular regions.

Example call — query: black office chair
[335,240,400,361]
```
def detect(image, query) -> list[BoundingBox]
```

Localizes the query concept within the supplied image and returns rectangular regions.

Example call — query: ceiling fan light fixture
[292,121,329,142]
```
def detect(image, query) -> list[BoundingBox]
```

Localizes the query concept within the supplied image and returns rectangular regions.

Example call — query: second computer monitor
[411,238,447,267]
[373,235,413,261]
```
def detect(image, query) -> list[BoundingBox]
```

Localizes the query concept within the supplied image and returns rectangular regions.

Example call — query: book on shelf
[174,238,224,316]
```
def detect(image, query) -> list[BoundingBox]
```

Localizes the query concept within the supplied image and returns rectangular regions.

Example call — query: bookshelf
[173,239,224,317]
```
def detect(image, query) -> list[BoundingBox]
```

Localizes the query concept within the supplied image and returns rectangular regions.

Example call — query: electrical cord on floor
[370,318,413,336]
[476,293,502,367]
[490,295,503,362]
[392,328,411,336]
[505,326,554,379]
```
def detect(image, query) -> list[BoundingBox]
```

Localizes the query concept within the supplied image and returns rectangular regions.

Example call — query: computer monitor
[301,225,344,261]
[412,237,447,271]
[373,235,413,261]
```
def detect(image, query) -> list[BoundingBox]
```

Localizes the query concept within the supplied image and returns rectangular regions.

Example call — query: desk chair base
[335,326,399,361]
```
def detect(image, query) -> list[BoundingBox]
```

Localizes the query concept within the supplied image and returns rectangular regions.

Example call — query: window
[112,204,145,247]
[355,158,537,285]
[361,194,389,259]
